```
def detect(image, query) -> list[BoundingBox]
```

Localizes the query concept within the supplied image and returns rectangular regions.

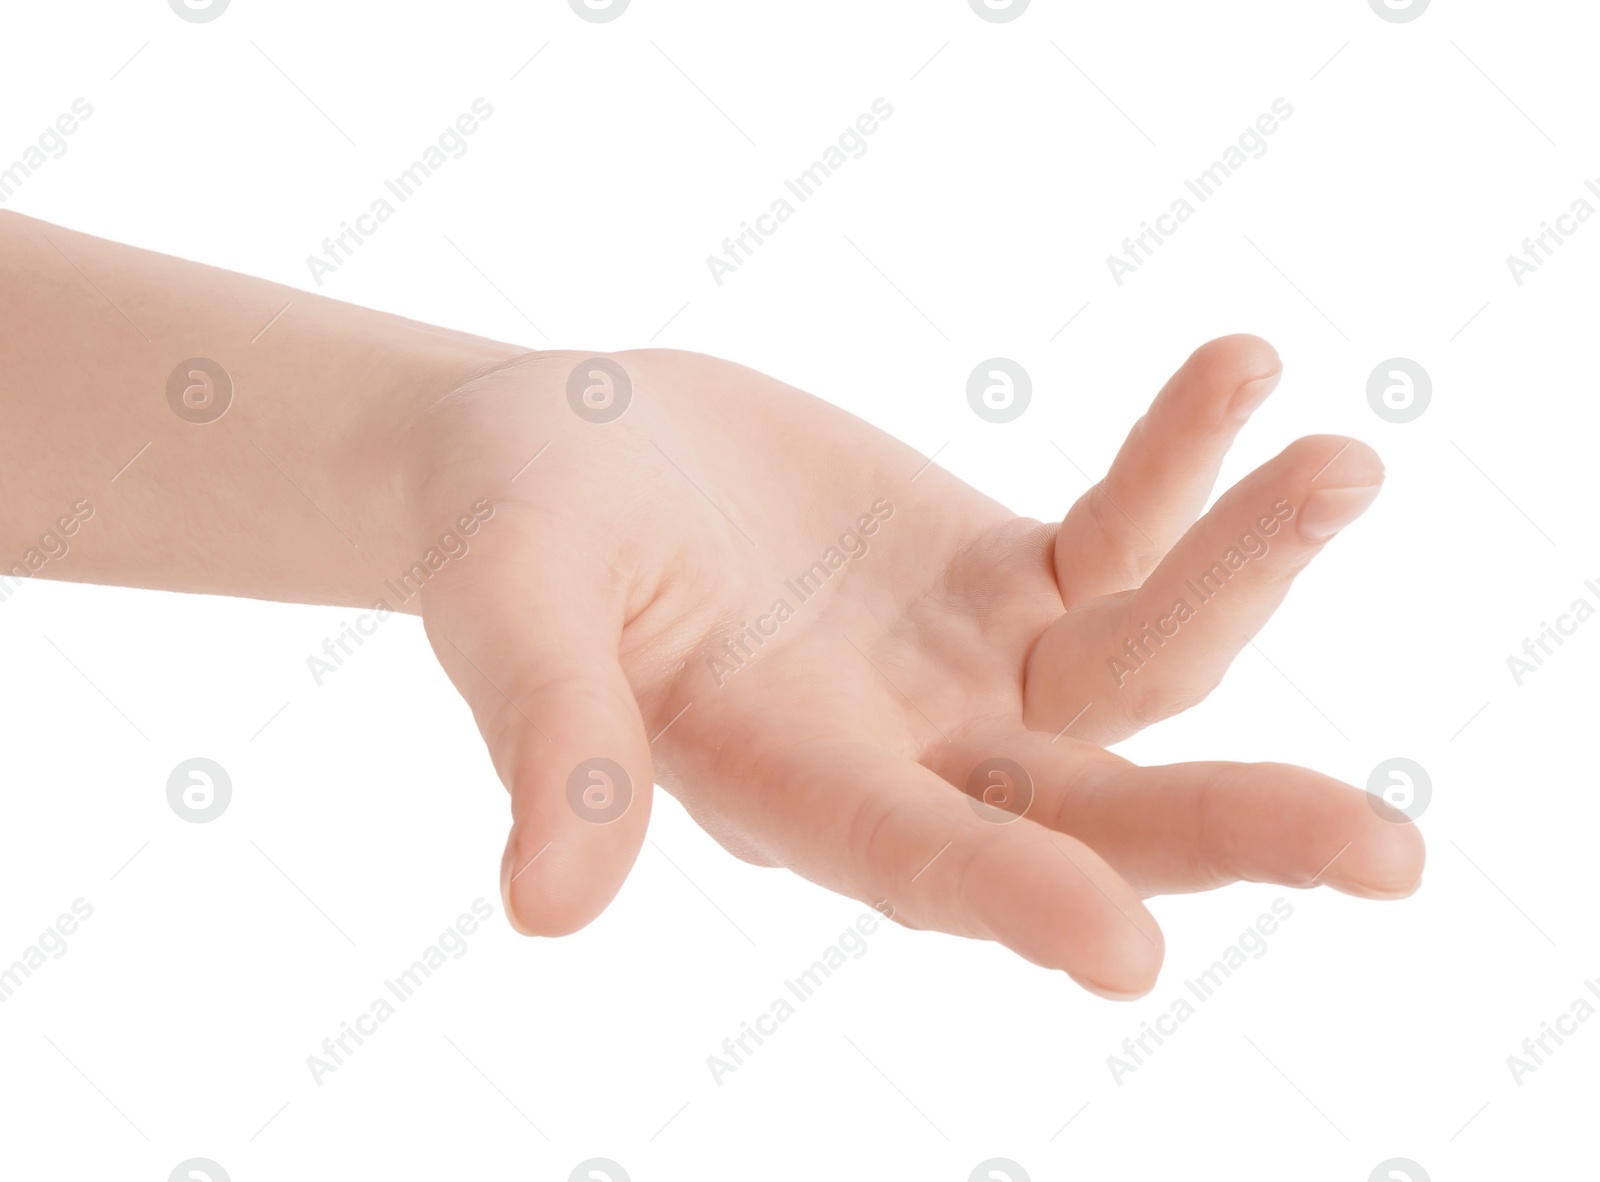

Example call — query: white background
[1,1,1595,1178]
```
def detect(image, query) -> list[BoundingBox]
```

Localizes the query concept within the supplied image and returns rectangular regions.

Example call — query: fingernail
[1345,881,1422,901]
[1077,975,1155,1002]
[500,827,536,935]
[501,880,533,935]
[1297,484,1382,540]
[1231,372,1281,417]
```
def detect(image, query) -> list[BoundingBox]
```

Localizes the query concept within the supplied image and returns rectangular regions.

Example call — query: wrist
[330,334,537,614]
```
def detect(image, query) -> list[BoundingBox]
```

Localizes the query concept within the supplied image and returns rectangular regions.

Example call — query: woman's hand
[405,334,1423,1000]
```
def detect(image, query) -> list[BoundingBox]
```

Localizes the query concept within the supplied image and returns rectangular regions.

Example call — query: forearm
[0,211,526,610]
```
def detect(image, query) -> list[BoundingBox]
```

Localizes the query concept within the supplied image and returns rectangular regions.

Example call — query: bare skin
[0,212,1422,999]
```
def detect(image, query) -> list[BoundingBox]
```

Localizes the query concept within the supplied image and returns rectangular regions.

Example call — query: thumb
[419,523,652,936]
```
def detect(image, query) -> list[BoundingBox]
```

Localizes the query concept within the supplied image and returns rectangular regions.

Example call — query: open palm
[408,333,1422,998]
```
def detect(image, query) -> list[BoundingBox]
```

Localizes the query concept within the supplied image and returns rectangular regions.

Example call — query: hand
[406,334,1423,999]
